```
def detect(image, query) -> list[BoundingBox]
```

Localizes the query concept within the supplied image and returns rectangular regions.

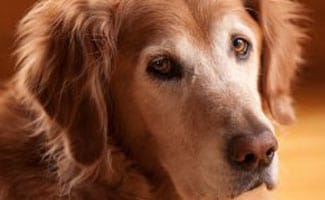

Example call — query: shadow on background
[0,1,324,200]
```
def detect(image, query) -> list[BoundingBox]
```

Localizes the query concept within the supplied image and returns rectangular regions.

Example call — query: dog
[0,0,307,199]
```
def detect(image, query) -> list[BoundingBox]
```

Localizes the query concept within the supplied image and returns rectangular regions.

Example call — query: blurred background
[0,1,324,200]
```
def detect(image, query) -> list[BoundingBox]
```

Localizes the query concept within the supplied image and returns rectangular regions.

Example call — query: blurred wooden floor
[273,85,325,200]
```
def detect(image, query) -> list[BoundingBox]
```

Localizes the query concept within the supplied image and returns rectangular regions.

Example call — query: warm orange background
[0,1,324,200]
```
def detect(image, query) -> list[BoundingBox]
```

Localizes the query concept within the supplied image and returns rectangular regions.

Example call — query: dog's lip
[265,180,276,190]
[231,173,276,198]
[230,180,275,199]
[247,180,264,192]
[246,178,276,193]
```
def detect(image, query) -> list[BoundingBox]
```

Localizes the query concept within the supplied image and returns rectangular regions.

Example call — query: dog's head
[16,0,306,199]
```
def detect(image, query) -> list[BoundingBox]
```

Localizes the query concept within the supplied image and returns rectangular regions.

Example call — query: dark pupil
[234,39,245,50]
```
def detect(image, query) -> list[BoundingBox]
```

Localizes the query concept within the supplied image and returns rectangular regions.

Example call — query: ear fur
[244,0,308,125]
[15,0,117,165]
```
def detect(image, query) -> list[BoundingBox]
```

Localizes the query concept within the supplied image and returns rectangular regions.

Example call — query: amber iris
[232,37,250,58]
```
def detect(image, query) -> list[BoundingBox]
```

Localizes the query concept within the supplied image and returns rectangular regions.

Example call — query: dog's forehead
[117,0,247,51]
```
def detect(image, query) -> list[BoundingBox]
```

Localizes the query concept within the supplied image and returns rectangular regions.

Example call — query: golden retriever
[0,0,307,199]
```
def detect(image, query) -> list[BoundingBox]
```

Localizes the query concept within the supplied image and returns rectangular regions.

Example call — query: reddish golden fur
[0,0,307,199]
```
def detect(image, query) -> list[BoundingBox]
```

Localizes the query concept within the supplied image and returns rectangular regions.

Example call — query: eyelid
[147,51,178,64]
[231,34,252,47]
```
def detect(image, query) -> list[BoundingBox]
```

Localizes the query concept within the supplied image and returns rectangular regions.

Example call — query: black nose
[228,131,278,171]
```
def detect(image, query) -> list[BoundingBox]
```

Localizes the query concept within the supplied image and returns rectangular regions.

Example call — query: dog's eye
[147,56,183,80]
[232,37,250,59]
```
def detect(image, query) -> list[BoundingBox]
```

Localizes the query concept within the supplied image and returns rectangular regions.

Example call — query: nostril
[260,147,276,167]
[243,153,257,164]
[266,148,275,159]
[232,152,259,171]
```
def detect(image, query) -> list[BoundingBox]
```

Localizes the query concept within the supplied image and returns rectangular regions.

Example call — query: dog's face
[112,1,275,199]
[17,0,306,199]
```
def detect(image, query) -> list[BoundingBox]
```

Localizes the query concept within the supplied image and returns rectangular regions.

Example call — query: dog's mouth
[246,178,275,192]
[230,170,276,198]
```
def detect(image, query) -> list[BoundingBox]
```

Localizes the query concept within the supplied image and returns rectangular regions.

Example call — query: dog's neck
[106,113,183,199]
[44,122,180,199]
[0,88,180,200]
[51,115,185,199]
[53,143,181,200]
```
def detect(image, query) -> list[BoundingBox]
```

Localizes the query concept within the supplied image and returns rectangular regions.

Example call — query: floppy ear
[15,1,116,165]
[244,0,308,125]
